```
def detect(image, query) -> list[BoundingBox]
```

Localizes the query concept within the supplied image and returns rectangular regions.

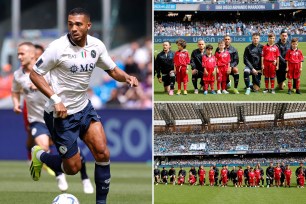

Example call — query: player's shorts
[203,67,215,82]
[161,74,171,87]
[287,63,301,79]
[274,176,281,180]
[29,122,51,138]
[238,177,243,182]
[175,66,188,83]
[263,61,276,78]
[44,100,101,159]
[217,66,228,82]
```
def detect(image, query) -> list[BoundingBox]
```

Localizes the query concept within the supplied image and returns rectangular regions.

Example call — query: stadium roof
[154,103,306,125]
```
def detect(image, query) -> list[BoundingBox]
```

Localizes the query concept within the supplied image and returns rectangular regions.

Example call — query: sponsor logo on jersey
[70,64,78,73]
[59,146,68,154]
[91,50,96,58]
[35,58,43,67]
[68,54,76,59]
[80,63,95,72]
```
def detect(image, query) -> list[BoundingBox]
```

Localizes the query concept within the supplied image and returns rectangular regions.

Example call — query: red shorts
[222,177,227,184]
[263,61,276,78]
[176,66,188,83]
[203,67,215,82]
[287,63,301,79]
[209,177,214,183]
[238,177,243,183]
[217,65,228,82]
[274,176,280,180]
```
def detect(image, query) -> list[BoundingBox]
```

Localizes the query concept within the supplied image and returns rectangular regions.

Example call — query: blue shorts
[44,100,101,159]
[29,122,51,138]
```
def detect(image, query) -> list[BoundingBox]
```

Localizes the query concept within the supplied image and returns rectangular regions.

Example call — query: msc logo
[70,64,78,73]
[80,63,95,72]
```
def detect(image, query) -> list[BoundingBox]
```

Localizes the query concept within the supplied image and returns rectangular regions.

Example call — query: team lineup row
[154,29,303,95]
[154,162,306,188]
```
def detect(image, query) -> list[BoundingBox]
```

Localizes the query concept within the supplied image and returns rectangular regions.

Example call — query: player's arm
[190,50,196,70]
[11,91,22,113]
[243,46,254,70]
[276,56,279,70]
[261,56,264,71]
[231,49,239,68]
[155,55,162,82]
[106,66,138,87]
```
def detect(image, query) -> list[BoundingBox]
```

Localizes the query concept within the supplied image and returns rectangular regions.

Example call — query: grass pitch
[154,166,306,204]
[0,161,151,204]
[154,42,306,101]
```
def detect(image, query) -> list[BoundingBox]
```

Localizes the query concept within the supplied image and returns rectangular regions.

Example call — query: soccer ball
[52,193,80,204]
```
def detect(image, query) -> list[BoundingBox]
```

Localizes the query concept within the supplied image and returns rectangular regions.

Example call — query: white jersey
[12,68,49,124]
[33,34,116,115]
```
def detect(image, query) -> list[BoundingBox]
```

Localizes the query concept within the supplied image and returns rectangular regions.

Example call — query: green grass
[154,166,306,204]
[154,42,306,101]
[0,161,151,204]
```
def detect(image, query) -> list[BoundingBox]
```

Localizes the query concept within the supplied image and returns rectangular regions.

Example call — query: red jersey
[262,44,280,61]
[255,169,261,178]
[249,171,255,179]
[209,170,215,178]
[215,51,231,67]
[285,49,304,64]
[189,175,196,184]
[202,55,217,69]
[274,167,282,178]
[174,50,190,67]
[237,169,243,178]
[284,169,292,178]
[221,169,228,178]
[199,169,205,177]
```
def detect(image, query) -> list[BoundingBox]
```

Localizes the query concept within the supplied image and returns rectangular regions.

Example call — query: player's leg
[244,67,251,95]
[162,75,171,95]
[232,67,239,94]
[217,68,222,94]
[169,71,176,94]
[192,71,198,93]
[83,121,110,203]
[222,72,229,94]
[79,148,94,194]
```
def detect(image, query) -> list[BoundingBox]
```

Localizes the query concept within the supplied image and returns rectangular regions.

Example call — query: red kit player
[220,166,228,187]
[174,38,190,95]
[237,166,244,187]
[274,163,282,187]
[202,44,217,95]
[189,172,196,185]
[285,38,304,94]
[209,166,215,186]
[248,168,255,187]
[298,168,305,188]
[198,166,206,186]
[284,165,292,187]
[261,33,280,94]
[177,173,185,186]
[254,166,261,187]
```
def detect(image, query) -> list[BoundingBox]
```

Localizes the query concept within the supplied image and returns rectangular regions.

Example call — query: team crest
[59,146,68,154]
[91,50,96,58]
[70,64,78,73]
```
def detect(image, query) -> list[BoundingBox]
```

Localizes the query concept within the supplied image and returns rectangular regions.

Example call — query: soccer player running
[202,44,217,95]
[29,8,138,204]
[155,41,175,95]
[262,33,280,94]
[154,166,161,185]
[285,38,304,94]
[237,166,244,188]
[216,35,240,94]
[243,33,264,95]
[284,164,292,188]
[266,162,274,188]
[174,38,190,95]
[276,29,290,90]
[215,40,231,94]
[190,39,206,94]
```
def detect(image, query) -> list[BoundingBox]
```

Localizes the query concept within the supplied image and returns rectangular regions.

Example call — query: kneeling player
[285,38,304,94]
[189,172,196,185]
[298,168,305,188]
[209,166,215,186]
[202,44,217,95]
[284,165,292,187]
[168,166,176,185]
[177,173,185,185]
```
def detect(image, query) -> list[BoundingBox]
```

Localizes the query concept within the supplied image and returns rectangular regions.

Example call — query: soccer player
[230,166,238,187]
[276,29,290,90]
[266,162,274,188]
[154,166,160,185]
[209,166,215,186]
[237,166,244,187]
[298,168,305,188]
[177,173,185,186]
[220,165,228,187]
[285,38,304,94]
[261,33,280,94]
[188,171,196,186]
[295,162,306,187]
[174,38,190,95]
[168,166,176,185]
[190,39,205,94]
[243,33,264,95]
[256,163,265,187]
[198,165,206,186]
[244,165,250,187]
[189,166,197,181]
[248,167,255,187]
[284,165,292,188]
[274,163,282,187]
[280,162,286,186]
[161,167,168,185]
[215,40,231,94]
[216,35,240,94]
[202,44,217,95]
[254,166,261,187]
[178,166,186,179]
[213,165,219,186]
[155,41,175,95]
[29,8,138,203]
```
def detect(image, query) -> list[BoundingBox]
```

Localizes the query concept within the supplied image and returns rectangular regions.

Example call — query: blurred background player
[266,162,274,188]
[198,165,205,186]
[248,167,255,187]
[230,166,237,187]
[243,33,263,95]
[209,166,215,187]
[174,38,190,95]
[215,40,231,94]
[254,166,261,187]
[285,38,304,95]
[161,167,168,185]
[202,44,217,95]
[276,29,290,90]
[168,166,176,185]
[237,166,244,188]
[298,168,305,188]
[154,166,160,185]
[189,166,197,182]
[284,164,292,188]
[155,41,175,95]
[188,171,196,186]
[244,165,250,187]
[190,39,205,94]
[295,162,306,187]
[262,33,280,94]
[178,166,186,184]
[177,173,185,186]
[216,35,240,94]
[220,165,228,187]
[256,163,265,187]
[213,164,219,186]
[280,162,286,186]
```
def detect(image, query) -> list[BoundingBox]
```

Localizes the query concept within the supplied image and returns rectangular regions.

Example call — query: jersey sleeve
[11,72,22,93]
[96,42,117,71]
[33,43,59,75]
